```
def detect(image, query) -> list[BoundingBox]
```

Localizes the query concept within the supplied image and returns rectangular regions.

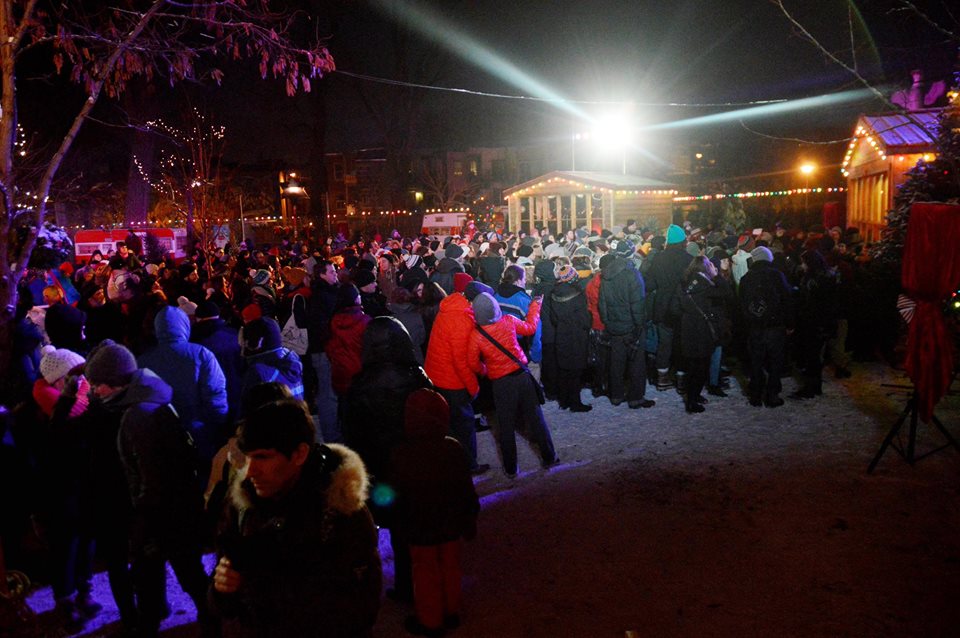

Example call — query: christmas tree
[871,65,960,267]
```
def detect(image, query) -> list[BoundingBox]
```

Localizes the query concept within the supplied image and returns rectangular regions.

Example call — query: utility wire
[334,69,790,108]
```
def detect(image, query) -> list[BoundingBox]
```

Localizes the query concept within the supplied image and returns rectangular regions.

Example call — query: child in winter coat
[389,389,480,637]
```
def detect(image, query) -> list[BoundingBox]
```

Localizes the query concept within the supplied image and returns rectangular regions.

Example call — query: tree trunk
[124,128,154,225]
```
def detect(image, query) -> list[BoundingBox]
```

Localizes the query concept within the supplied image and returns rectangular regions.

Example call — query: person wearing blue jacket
[138,306,228,464]
[494,264,542,363]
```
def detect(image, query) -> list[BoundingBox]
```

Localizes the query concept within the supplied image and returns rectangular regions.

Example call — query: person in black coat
[674,256,723,413]
[646,224,693,391]
[307,260,341,442]
[791,250,838,399]
[738,247,794,407]
[532,259,559,399]
[547,265,594,411]
[598,242,656,409]
[342,316,432,604]
[85,341,210,637]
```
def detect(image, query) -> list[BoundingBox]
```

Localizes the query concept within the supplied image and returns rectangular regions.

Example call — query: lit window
[469,159,479,177]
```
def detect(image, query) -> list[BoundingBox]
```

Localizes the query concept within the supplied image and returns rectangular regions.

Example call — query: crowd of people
[0,217,879,637]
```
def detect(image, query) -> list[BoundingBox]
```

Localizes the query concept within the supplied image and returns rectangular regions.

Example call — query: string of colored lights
[673,187,846,202]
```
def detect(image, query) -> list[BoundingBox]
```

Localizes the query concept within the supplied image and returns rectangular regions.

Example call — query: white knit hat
[39,345,85,384]
[404,254,422,269]
[177,295,198,316]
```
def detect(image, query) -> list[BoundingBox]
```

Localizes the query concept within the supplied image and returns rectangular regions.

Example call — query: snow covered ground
[25,361,960,637]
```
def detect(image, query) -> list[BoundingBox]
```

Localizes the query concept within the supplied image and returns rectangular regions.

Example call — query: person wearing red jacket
[325,284,371,397]
[467,292,558,478]
[584,259,609,398]
[424,281,490,474]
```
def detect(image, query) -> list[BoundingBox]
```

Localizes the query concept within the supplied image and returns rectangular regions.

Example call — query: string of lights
[673,187,846,202]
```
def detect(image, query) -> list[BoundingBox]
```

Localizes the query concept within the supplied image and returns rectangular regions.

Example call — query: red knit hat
[241,302,263,324]
[453,272,474,293]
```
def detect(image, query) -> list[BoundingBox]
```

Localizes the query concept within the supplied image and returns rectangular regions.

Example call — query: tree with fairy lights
[138,107,228,249]
[0,1,334,401]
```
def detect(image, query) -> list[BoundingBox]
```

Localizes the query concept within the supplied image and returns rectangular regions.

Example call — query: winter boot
[684,397,705,413]
[675,372,687,396]
[656,369,673,391]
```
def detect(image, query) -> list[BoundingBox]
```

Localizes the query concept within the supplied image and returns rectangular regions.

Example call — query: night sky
[243,0,955,174]
[18,1,959,190]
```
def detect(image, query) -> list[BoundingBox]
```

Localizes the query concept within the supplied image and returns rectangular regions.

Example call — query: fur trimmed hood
[229,443,369,516]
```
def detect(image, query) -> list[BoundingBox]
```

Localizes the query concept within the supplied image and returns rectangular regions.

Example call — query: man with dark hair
[85,341,210,638]
[308,259,341,442]
[211,399,382,637]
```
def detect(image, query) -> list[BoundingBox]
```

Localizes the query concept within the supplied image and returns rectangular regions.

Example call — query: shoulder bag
[281,294,309,355]
[476,325,546,405]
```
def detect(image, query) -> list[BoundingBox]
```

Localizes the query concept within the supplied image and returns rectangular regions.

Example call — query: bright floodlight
[592,113,632,148]
[800,163,816,175]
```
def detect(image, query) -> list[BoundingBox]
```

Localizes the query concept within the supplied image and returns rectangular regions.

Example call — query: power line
[334,69,790,108]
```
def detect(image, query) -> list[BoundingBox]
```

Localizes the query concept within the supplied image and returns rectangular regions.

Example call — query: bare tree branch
[896,1,959,41]
[772,0,891,106]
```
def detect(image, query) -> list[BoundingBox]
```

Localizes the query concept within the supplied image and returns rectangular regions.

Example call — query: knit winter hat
[179,262,197,279]
[464,281,494,301]
[556,265,579,284]
[665,224,686,245]
[39,345,85,385]
[472,292,502,326]
[252,269,271,286]
[444,243,464,260]
[177,295,198,316]
[750,246,774,263]
[196,300,220,320]
[614,239,635,257]
[282,266,308,287]
[573,246,594,258]
[598,254,616,271]
[685,242,702,258]
[241,303,263,324]
[737,234,755,252]
[453,272,474,293]
[335,284,361,310]
[85,340,138,387]
[517,245,534,258]
[353,269,377,290]
[404,254,422,270]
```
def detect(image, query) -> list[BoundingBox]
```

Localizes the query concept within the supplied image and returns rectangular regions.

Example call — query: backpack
[741,271,782,327]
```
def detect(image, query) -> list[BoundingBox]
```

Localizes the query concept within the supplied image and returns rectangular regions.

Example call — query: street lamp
[571,131,590,171]
[280,171,309,239]
[799,162,816,214]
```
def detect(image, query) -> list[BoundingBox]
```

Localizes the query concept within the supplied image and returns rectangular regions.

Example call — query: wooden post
[585,192,593,232]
